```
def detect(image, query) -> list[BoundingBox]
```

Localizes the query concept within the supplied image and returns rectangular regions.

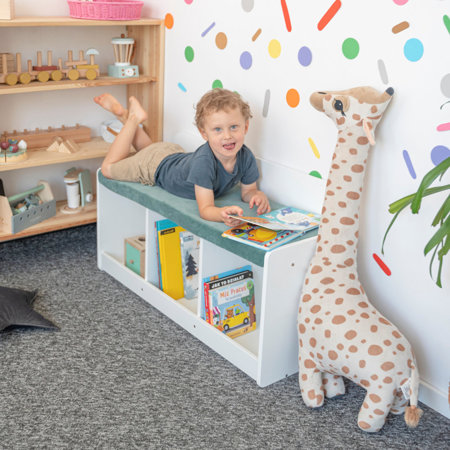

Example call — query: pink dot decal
[184,0,193,4]
[393,0,408,5]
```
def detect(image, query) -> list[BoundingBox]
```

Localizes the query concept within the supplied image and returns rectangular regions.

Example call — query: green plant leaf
[381,207,408,254]
[432,193,450,227]
[388,185,449,214]
[424,216,450,256]
[411,158,450,213]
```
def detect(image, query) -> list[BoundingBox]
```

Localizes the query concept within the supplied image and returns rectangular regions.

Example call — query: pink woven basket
[68,0,143,21]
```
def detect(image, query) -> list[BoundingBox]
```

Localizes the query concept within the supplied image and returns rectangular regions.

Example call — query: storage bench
[97,168,319,386]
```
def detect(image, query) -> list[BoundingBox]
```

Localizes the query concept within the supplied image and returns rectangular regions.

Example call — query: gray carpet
[0,224,449,450]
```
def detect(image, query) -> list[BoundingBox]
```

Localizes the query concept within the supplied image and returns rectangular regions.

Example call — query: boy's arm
[241,182,271,215]
[195,185,245,227]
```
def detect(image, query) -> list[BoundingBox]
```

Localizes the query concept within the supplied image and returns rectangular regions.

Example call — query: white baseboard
[420,380,449,419]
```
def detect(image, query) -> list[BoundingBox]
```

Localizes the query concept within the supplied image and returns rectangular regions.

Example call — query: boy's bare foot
[128,96,148,124]
[94,93,128,123]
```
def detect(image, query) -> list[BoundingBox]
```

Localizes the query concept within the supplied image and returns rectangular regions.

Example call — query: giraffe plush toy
[297,86,423,432]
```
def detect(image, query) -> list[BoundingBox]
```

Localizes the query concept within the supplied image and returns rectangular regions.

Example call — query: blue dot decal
[403,38,424,62]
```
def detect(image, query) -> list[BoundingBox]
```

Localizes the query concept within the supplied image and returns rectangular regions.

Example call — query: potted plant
[382,157,449,288]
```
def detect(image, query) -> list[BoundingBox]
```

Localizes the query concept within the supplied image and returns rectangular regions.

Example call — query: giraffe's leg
[391,388,408,415]
[298,352,324,408]
[357,388,395,432]
[322,372,346,398]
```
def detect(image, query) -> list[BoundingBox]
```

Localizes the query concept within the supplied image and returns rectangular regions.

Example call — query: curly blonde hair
[195,88,253,130]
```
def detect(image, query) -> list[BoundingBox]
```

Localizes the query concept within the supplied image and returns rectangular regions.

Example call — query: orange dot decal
[165,13,174,29]
[286,89,300,107]
[215,32,228,50]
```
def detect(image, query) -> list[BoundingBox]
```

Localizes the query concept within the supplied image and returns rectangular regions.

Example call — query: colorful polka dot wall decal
[212,79,223,89]
[286,89,300,107]
[281,0,292,32]
[308,138,320,159]
[240,51,252,70]
[184,0,193,4]
[215,32,227,50]
[392,21,409,34]
[403,38,424,62]
[342,38,359,59]
[402,150,416,179]
[164,13,174,29]
[437,122,450,132]
[377,59,389,84]
[268,39,282,58]
[444,15,450,34]
[262,89,271,118]
[317,0,342,31]
[252,28,262,41]
[242,0,254,12]
[431,145,450,166]
[177,82,187,92]
[373,253,391,276]
[184,46,194,62]
[309,170,322,179]
[298,47,312,67]
[441,74,450,97]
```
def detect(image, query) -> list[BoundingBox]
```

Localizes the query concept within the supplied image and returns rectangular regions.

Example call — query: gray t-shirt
[154,142,259,200]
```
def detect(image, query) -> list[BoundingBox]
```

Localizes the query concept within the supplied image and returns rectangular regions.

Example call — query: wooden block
[0,0,14,20]
[58,141,74,154]
[0,53,14,73]
[62,138,80,153]
[46,137,63,152]
[124,235,146,277]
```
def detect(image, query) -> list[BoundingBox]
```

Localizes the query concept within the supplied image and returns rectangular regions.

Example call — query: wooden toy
[2,124,91,150]
[124,235,146,277]
[0,48,100,86]
[0,53,14,73]
[0,180,56,234]
[0,0,14,20]
[108,37,139,78]
[46,137,80,154]
[60,167,94,214]
[0,137,27,164]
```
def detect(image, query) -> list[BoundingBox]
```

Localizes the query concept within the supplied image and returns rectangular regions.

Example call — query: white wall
[9,0,449,418]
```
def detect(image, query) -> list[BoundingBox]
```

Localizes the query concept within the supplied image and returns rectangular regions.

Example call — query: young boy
[96,88,270,226]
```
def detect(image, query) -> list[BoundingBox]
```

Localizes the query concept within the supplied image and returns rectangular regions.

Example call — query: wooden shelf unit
[0,16,165,241]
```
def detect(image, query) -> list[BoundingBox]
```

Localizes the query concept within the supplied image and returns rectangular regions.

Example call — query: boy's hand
[249,192,271,215]
[221,206,244,227]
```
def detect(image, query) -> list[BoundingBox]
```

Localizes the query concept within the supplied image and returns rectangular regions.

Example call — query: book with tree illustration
[201,265,256,339]
[179,231,200,299]
[223,206,320,251]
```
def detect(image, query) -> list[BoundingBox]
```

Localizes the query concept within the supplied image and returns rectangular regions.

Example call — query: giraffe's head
[310,86,394,145]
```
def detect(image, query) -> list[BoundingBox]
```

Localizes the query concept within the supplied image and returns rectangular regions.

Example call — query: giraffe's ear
[363,118,376,145]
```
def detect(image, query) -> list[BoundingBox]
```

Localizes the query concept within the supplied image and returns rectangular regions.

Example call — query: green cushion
[98,172,317,267]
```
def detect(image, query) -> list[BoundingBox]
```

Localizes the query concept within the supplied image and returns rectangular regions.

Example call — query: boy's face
[199,107,249,165]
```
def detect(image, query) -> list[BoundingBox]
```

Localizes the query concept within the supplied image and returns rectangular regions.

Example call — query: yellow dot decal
[268,39,281,58]
[308,137,320,159]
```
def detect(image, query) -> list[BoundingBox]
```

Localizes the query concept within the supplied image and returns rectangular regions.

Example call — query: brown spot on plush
[338,201,347,208]
[374,409,385,416]
[299,324,306,334]
[381,362,395,371]
[331,245,346,253]
[407,359,414,369]
[371,374,378,380]
[347,240,354,245]
[379,318,391,326]
[326,190,335,196]
[335,298,344,305]
[324,288,335,294]
[349,345,358,353]
[345,330,357,340]
[311,265,322,274]
[351,164,364,173]
[361,313,370,319]
[349,148,358,155]
[368,345,383,355]
[338,138,346,143]
[316,395,323,406]
[337,117,345,125]
[352,114,361,120]
[314,318,323,324]
[359,360,366,368]
[359,421,371,430]
[342,366,350,374]
[383,377,393,383]
[369,394,381,403]
[392,330,402,339]
[357,136,369,145]
[347,309,356,315]
[308,389,316,400]
[397,344,405,351]
[360,379,370,387]
[302,294,312,302]
[337,343,344,350]
[344,258,354,266]
[312,288,319,293]
[321,277,335,284]
[310,338,317,347]
[311,305,321,314]
[304,359,316,369]
[349,274,356,280]
[325,330,331,338]
[332,315,346,324]
[301,374,307,381]
[328,350,338,360]
[384,340,392,346]
[347,191,360,200]
[347,288,360,295]
[331,228,340,234]
[358,302,368,308]
[371,105,378,113]
[340,217,355,225]
[343,176,352,183]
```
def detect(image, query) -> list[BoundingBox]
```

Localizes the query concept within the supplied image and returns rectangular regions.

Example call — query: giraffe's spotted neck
[316,127,371,261]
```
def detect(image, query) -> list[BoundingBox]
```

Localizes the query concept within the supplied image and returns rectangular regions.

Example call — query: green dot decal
[342,38,359,59]
[185,46,194,62]
[212,79,223,89]
[309,170,322,179]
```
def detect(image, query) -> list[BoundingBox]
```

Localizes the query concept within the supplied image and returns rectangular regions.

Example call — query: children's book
[156,219,186,300]
[179,231,200,300]
[223,206,320,251]
[228,206,320,231]
[201,265,256,339]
